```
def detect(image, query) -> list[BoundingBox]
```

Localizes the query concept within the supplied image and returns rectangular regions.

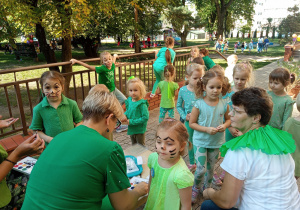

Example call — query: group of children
[25,36,299,209]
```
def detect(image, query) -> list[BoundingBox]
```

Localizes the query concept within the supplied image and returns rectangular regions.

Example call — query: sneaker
[187,164,196,172]
[212,173,222,186]
[150,93,155,98]
[219,170,226,181]
[115,124,128,133]
[191,185,200,204]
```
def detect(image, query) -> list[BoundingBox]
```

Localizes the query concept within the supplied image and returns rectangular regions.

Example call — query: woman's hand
[203,188,216,200]
[12,134,45,161]
[206,127,218,135]
[134,181,148,197]
[0,115,19,129]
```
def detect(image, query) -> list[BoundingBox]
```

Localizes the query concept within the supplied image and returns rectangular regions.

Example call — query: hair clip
[128,76,135,81]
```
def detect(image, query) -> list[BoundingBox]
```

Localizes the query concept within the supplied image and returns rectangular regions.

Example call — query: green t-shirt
[144,153,194,210]
[202,56,216,70]
[29,94,83,146]
[283,117,300,177]
[124,97,149,135]
[267,91,294,130]
[22,125,130,210]
[95,63,116,92]
[0,145,10,208]
[158,81,179,108]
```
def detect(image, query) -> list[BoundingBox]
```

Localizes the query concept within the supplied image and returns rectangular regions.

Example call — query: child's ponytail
[165,37,174,65]
[164,65,175,81]
[194,79,205,99]
[291,73,296,85]
[165,49,172,65]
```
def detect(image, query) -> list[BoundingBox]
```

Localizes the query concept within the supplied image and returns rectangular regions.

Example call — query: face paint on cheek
[169,148,177,158]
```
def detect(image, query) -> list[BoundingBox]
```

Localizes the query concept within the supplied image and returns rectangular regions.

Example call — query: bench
[14,43,38,61]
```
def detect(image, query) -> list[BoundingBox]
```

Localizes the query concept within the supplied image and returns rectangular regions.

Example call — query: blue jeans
[201,200,238,210]
[112,88,126,105]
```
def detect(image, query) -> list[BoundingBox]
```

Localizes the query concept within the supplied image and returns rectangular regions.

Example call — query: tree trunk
[74,36,98,58]
[61,37,72,96]
[181,34,187,47]
[272,27,276,39]
[134,5,141,53]
[36,23,60,72]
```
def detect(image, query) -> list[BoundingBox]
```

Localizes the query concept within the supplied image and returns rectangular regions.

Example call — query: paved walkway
[114,59,300,209]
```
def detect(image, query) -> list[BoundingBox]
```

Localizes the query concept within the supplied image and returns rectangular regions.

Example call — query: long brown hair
[164,65,176,81]
[165,37,174,65]
[194,65,231,98]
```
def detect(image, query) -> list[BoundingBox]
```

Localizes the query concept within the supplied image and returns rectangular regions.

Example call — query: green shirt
[145,153,194,210]
[283,117,300,177]
[29,94,83,146]
[267,91,294,130]
[158,81,179,108]
[153,47,176,71]
[124,97,149,135]
[95,63,116,92]
[22,125,131,210]
[202,56,216,70]
[0,145,10,208]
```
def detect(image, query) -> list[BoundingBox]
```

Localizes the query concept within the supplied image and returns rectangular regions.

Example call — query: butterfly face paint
[155,130,183,161]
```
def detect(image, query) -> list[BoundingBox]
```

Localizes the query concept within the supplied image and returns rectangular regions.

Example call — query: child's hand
[0,115,19,128]
[113,54,118,58]
[235,130,243,137]
[70,59,77,65]
[121,117,128,123]
[127,119,130,125]
[205,127,218,135]
[186,113,191,121]
[216,124,226,132]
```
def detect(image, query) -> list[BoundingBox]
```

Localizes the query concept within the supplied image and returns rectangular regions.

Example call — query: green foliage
[278,5,300,36]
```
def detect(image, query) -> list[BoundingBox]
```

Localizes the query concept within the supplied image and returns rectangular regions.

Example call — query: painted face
[155,129,184,161]
[42,78,63,103]
[204,77,222,100]
[229,105,253,133]
[269,79,285,94]
[128,82,141,101]
[233,70,249,91]
[191,49,199,58]
[187,70,203,88]
[102,54,113,69]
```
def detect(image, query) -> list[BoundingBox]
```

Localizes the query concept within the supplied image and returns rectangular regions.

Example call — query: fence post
[118,66,123,92]
[14,84,28,136]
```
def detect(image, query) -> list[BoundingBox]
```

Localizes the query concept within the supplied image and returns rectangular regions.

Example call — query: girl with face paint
[144,118,194,210]
[29,71,83,146]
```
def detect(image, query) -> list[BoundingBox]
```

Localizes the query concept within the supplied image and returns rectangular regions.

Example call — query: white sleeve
[220,149,248,180]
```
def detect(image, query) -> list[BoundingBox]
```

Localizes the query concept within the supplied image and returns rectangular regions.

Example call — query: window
[259,3,263,5]
[258,12,262,15]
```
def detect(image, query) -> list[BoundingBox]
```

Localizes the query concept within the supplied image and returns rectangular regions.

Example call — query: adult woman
[200,48,216,71]
[0,116,44,209]
[201,87,300,210]
[22,87,148,210]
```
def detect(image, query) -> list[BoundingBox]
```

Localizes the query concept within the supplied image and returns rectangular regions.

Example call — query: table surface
[124,144,153,179]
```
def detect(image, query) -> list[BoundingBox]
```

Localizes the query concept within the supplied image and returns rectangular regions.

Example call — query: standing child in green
[124,77,149,145]
[30,71,82,146]
[70,51,127,105]
[268,68,295,129]
[156,65,179,123]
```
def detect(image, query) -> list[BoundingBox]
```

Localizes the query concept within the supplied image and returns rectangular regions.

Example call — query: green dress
[283,117,300,177]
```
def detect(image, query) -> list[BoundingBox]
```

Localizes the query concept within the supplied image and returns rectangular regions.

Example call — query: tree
[278,5,300,38]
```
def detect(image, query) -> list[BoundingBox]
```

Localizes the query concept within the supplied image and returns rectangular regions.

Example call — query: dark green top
[29,94,83,146]
[0,145,10,208]
[95,63,116,92]
[22,125,131,210]
[125,97,149,135]
[202,56,216,70]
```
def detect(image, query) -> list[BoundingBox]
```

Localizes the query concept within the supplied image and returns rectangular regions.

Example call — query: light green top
[0,145,10,208]
[29,94,83,146]
[158,81,179,108]
[95,63,115,92]
[144,153,194,210]
[22,125,130,210]
[283,117,300,177]
[267,91,294,130]
[124,97,149,135]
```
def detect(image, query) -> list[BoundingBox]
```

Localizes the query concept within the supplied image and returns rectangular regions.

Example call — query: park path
[114,57,300,210]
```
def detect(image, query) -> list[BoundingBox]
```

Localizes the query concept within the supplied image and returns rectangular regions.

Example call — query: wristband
[4,158,17,165]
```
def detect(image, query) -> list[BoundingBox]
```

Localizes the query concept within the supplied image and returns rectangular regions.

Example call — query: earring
[106,128,109,132]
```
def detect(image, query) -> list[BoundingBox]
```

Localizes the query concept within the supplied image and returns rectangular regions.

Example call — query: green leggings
[184,121,195,165]
[159,107,174,123]
[193,146,219,190]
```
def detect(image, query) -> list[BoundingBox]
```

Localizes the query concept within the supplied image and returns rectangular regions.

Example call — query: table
[124,144,153,179]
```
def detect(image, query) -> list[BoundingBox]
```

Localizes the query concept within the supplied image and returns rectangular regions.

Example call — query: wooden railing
[0,44,216,138]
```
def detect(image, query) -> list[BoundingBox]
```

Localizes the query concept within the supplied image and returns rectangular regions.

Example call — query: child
[70,51,127,105]
[187,46,200,65]
[268,68,295,129]
[241,42,245,53]
[124,77,149,146]
[189,66,231,203]
[144,118,194,210]
[234,42,238,53]
[244,41,247,50]
[224,54,238,85]
[156,65,179,123]
[200,48,216,71]
[176,64,205,171]
[224,41,228,53]
[191,57,204,65]
[221,41,225,52]
[150,37,176,97]
[283,94,300,179]
[248,40,253,53]
[30,71,83,146]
